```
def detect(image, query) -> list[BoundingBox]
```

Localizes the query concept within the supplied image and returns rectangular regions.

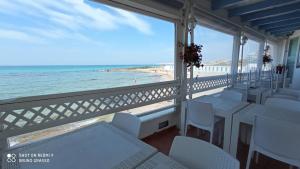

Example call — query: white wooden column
[283,38,290,66]
[231,31,241,85]
[258,40,266,71]
[188,13,196,99]
[176,0,190,135]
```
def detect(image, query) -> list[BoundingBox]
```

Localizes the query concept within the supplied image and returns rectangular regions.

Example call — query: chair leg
[209,130,213,143]
[255,152,259,164]
[185,125,188,136]
[246,149,253,169]
[218,128,222,146]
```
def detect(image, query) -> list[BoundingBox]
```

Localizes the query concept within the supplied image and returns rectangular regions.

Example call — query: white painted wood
[176,0,189,135]
[257,40,266,71]
[189,75,231,94]
[0,80,180,139]
[94,0,180,21]
[231,31,241,84]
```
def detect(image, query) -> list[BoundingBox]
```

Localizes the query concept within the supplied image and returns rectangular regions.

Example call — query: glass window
[239,39,260,72]
[192,25,233,77]
[0,1,175,100]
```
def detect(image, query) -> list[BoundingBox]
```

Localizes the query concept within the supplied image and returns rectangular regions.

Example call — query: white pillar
[231,31,241,85]
[177,0,190,135]
[188,14,196,99]
[283,38,290,66]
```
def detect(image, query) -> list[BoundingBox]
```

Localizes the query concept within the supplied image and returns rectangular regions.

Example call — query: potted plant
[276,64,285,74]
[262,45,272,66]
[180,43,204,68]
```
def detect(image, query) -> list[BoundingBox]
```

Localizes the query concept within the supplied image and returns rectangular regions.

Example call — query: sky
[0,0,259,66]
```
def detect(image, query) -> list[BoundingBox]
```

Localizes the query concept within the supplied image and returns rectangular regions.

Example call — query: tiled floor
[143,126,292,169]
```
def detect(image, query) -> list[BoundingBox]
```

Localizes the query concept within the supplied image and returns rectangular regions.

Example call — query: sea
[0,65,164,100]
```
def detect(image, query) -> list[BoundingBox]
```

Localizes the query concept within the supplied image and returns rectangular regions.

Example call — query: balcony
[1,0,300,169]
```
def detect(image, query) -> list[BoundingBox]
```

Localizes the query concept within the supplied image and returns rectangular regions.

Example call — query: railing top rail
[189,74,231,81]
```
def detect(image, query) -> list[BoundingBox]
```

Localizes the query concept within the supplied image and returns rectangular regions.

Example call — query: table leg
[223,116,232,153]
[180,101,186,135]
[230,113,240,157]
[256,92,261,104]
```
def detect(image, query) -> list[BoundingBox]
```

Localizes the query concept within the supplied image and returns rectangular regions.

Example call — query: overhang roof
[153,0,300,38]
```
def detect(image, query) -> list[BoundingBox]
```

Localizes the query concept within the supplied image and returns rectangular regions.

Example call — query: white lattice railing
[189,74,231,94]
[0,80,180,138]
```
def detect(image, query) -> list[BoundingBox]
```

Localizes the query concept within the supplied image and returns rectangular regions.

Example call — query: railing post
[226,73,229,87]
[0,125,8,166]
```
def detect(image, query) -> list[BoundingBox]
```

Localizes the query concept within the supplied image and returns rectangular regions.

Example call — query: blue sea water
[0,65,163,100]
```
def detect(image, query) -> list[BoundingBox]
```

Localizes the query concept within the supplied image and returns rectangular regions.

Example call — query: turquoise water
[0,65,163,100]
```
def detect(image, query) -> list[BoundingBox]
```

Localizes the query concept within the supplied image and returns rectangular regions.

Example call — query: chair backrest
[111,112,141,138]
[265,98,300,112]
[253,116,300,162]
[220,90,243,102]
[187,101,214,127]
[169,136,240,169]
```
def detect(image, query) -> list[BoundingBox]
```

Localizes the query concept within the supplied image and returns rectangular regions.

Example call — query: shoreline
[110,66,174,81]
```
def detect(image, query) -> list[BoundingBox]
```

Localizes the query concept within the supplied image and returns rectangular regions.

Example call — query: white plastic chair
[185,101,215,143]
[220,90,243,102]
[272,94,299,101]
[246,116,300,169]
[170,136,240,169]
[111,112,141,138]
[265,98,300,112]
[277,88,300,98]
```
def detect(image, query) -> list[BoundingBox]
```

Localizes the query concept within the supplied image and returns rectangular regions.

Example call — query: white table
[136,152,188,169]
[230,103,300,157]
[247,87,271,104]
[3,122,157,169]
[191,95,249,153]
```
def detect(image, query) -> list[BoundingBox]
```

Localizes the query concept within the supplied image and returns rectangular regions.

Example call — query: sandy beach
[111,66,174,81]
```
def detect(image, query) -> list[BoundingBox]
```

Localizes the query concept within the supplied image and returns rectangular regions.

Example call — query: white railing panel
[189,74,231,94]
[0,80,180,138]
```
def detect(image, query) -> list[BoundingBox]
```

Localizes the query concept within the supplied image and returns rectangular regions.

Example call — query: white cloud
[0,0,153,43]
[111,8,153,35]
[0,29,44,43]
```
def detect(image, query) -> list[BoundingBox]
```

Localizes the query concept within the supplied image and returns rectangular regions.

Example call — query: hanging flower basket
[262,45,272,66]
[180,43,204,68]
[276,64,285,74]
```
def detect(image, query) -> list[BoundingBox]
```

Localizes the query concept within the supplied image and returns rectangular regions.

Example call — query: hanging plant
[276,64,285,74]
[262,45,272,66]
[180,43,204,68]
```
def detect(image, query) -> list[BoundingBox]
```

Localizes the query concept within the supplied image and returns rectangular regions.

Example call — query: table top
[3,122,157,169]
[237,103,300,125]
[195,95,249,117]
[136,153,188,169]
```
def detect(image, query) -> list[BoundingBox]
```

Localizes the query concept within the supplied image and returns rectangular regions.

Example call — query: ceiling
[153,0,300,37]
